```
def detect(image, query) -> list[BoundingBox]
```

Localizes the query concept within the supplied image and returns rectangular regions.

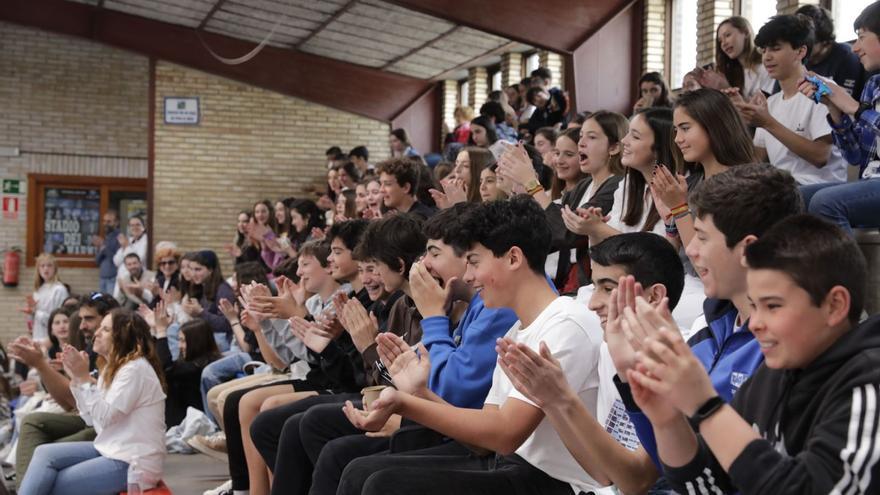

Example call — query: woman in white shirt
[112,215,148,300]
[18,308,166,495]
[28,253,68,346]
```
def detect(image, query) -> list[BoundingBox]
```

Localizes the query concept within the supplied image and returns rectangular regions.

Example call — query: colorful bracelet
[673,208,692,221]
[669,204,689,216]
[526,184,545,196]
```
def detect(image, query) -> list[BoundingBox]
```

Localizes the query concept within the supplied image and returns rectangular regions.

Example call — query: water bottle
[127,456,143,495]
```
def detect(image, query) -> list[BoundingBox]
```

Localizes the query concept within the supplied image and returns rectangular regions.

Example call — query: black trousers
[223,378,314,490]
[249,393,356,495]
[338,443,576,495]
[299,403,391,495]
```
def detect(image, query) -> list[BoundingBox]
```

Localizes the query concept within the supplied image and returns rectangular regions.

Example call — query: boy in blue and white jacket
[612,165,803,469]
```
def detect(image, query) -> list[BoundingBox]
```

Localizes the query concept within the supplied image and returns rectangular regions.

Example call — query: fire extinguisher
[3,248,20,287]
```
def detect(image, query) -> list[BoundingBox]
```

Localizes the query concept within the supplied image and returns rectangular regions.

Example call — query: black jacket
[545,174,622,289]
[664,314,880,495]
[157,336,216,427]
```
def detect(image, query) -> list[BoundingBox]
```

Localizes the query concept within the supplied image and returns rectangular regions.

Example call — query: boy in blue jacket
[285,203,518,495]
[611,164,802,469]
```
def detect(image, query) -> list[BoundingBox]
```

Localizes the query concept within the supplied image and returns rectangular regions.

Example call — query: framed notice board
[27,175,147,268]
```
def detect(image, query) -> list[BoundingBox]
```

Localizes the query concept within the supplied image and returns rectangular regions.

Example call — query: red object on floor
[120,480,173,494]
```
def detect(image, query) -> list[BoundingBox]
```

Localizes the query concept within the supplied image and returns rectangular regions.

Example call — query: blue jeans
[200,352,252,423]
[166,322,181,361]
[801,179,880,235]
[98,277,115,296]
[18,441,128,495]
[214,332,231,353]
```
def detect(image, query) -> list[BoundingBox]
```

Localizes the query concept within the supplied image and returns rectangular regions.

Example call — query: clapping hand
[628,326,715,422]
[153,299,172,336]
[498,142,539,188]
[342,386,401,432]
[602,276,643,381]
[61,344,90,384]
[289,316,334,353]
[650,165,688,219]
[9,336,43,367]
[376,334,429,395]
[181,297,203,317]
[247,279,304,319]
[735,91,772,128]
[560,205,607,236]
[497,338,570,409]
[338,298,379,352]
[137,304,156,329]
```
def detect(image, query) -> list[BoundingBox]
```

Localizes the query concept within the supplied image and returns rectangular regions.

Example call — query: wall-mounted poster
[42,187,101,256]
[27,174,148,268]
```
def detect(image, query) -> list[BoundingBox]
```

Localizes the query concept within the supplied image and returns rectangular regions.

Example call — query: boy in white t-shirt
[735,15,846,185]
[339,196,605,495]
[497,232,687,494]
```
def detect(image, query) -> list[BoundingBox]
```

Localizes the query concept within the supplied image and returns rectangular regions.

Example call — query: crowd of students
[4,3,880,495]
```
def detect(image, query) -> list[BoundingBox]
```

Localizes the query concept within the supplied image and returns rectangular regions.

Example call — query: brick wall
[643,0,668,75]
[697,0,735,66]
[777,0,818,16]
[0,22,149,344]
[538,50,565,90]
[152,62,391,278]
[0,22,393,345]
[467,66,488,113]
[441,80,459,136]
[500,52,523,90]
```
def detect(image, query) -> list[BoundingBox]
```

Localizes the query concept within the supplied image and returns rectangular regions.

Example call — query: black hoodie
[664,314,880,495]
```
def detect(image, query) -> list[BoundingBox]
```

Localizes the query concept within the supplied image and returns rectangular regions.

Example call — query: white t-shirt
[596,343,640,452]
[754,91,847,185]
[484,296,604,494]
[743,64,775,101]
[32,282,69,342]
[605,180,665,237]
[71,358,166,485]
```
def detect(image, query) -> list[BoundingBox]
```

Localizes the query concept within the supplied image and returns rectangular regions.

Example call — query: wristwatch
[688,395,725,427]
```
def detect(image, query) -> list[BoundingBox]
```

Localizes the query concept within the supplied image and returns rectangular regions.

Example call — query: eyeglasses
[158,260,178,266]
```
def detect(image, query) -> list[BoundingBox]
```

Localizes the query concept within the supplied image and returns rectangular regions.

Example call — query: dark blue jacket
[421,291,518,409]
[618,298,764,468]
[95,228,120,279]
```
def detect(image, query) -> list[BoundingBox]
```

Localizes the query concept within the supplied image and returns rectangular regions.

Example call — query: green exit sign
[2,179,21,194]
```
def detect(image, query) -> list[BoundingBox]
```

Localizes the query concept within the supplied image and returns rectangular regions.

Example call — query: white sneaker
[188,432,228,462]
[203,479,232,495]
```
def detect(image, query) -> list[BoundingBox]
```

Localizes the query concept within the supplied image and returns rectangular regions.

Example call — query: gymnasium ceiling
[0,0,632,120]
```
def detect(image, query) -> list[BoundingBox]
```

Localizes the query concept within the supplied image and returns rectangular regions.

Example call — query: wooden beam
[383,0,632,53]
[198,0,228,30]
[382,25,458,69]
[0,0,433,122]
[431,41,518,81]
[294,0,358,49]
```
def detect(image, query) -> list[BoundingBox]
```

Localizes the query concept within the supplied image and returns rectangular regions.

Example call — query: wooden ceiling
[65,0,527,80]
[0,0,633,120]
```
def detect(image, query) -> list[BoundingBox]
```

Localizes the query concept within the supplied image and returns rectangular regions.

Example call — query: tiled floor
[163,452,228,495]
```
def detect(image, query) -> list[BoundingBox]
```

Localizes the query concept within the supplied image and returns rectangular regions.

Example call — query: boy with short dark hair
[376,158,437,219]
[629,214,879,494]
[495,232,686,494]
[290,203,519,495]
[739,15,847,185]
[607,163,803,470]
[340,196,605,495]
[348,145,372,176]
